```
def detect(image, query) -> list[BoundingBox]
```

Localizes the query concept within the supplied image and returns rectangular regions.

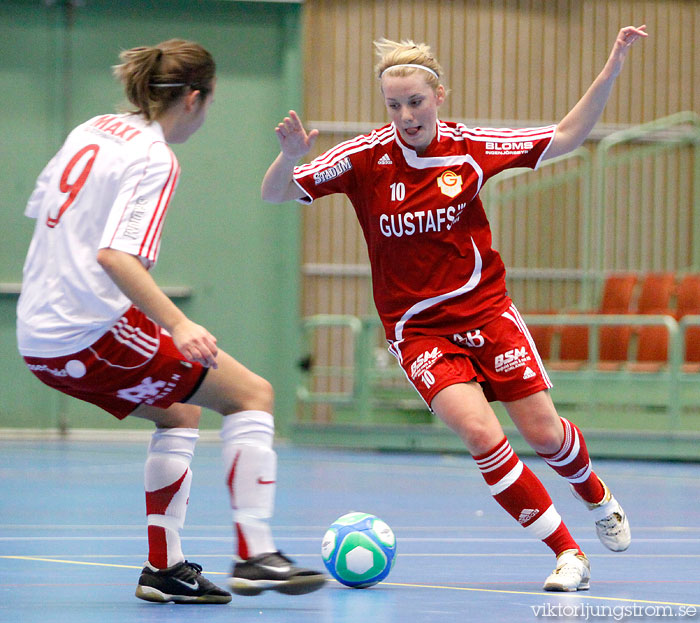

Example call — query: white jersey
[17,113,180,357]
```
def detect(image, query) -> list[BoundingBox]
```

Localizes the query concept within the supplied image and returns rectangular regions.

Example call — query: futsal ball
[321,511,396,588]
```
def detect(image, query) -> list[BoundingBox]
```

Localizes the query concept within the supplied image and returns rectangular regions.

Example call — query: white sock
[221,411,276,559]
[144,427,199,568]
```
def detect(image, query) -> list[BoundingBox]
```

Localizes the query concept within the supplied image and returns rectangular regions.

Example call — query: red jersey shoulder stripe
[296,125,393,164]
[145,161,180,262]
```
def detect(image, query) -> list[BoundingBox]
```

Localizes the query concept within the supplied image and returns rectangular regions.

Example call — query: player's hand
[171,319,219,369]
[275,110,319,161]
[606,25,647,77]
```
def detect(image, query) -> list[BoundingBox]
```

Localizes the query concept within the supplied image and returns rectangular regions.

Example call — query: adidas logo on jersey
[523,366,536,380]
[377,154,393,165]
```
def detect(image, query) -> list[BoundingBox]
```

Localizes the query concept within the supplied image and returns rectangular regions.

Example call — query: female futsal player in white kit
[17,39,326,603]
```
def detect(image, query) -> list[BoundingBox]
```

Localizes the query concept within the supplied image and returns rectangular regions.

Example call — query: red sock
[538,418,605,504]
[474,437,581,556]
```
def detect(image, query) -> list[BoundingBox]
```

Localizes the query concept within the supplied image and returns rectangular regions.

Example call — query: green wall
[0,1,303,434]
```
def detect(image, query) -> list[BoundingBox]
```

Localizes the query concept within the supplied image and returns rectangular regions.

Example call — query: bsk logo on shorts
[494,347,532,373]
[410,347,443,389]
[410,347,443,380]
[118,377,168,403]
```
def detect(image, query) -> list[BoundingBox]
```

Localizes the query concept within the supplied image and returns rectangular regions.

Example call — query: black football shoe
[135,560,232,604]
[229,551,327,596]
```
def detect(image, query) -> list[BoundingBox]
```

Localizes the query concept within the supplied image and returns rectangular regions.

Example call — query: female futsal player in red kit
[262,25,647,591]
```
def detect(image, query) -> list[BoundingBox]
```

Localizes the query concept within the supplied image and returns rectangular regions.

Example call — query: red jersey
[293,120,555,343]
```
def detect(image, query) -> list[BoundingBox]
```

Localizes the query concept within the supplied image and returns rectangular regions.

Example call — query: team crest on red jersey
[437,170,462,198]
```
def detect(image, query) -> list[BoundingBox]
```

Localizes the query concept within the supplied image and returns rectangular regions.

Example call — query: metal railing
[595,112,700,280]
[297,311,699,432]
[482,147,595,308]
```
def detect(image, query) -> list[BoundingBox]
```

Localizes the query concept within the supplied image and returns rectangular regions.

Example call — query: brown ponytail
[113,39,215,121]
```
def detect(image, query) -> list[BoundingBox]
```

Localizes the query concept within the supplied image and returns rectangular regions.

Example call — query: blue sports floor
[1,440,699,622]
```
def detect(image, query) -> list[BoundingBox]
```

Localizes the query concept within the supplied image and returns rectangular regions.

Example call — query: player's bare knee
[463,425,502,455]
[135,402,201,428]
[215,376,274,415]
[240,376,274,413]
[523,428,562,455]
[183,405,202,428]
[518,415,564,454]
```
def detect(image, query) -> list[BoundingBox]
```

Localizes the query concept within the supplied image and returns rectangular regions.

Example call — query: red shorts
[23,306,207,419]
[388,303,552,409]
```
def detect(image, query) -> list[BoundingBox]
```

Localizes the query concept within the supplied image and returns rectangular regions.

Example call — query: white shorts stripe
[507,304,552,388]
[90,316,161,368]
[110,323,159,359]
[387,340,404,365]
[113,320,159,348]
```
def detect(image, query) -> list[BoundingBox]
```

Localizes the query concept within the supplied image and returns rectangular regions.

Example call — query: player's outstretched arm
[261,110,319,203]
[544,25,648,160]
[97,248,219,368]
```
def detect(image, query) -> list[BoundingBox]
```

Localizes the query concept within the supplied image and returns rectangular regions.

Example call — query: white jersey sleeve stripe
[295,135,381,178]
[295,134,374,172]
[457,124,557,141]
[295,126,393,178]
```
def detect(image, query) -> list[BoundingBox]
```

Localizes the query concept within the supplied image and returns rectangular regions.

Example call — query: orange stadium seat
[676,274,700,318]
[598,273,639,313]
[636,272,676,313]
[676,274,700,372]
[527,321,555,360]
[627,273,676,372]
[553,273,638,370]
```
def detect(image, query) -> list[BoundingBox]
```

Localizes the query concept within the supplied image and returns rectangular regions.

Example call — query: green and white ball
[321,511,397,588]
